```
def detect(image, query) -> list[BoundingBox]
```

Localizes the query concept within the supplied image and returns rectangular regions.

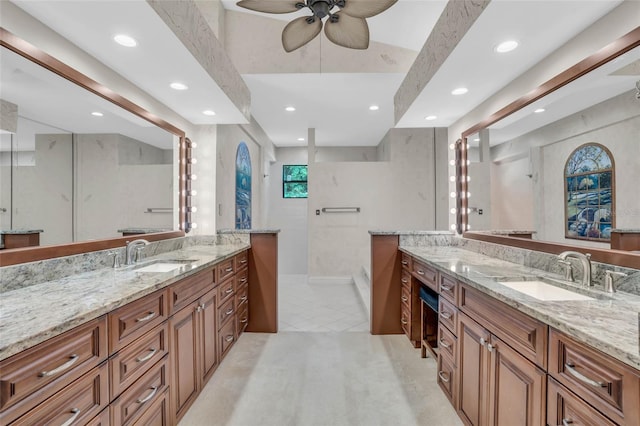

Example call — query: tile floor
[178,275,462,426]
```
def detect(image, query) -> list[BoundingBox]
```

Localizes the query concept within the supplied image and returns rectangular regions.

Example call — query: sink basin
[497,279,595,301]
[133,259,196,273]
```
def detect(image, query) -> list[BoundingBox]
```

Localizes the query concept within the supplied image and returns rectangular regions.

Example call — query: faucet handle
[604,270,628,293]
[135,246,145,263]
[108,251,121,268]
[558,259,574,282]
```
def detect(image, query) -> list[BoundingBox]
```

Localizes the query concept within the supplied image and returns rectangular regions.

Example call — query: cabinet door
[487,335,546,426]
[458,313,491,426]
[170,301,199,420]
[199,289,218,384]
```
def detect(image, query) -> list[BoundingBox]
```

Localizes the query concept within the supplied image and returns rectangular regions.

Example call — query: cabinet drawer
[131,388,170,426]
[0,316,107,414]
[219,297,236,327]
[236,282,248,307]
[437,350,457,408]
[235,251,249,271]
[169,268,214,314]
[412,260,437,291]
[547,377,616,426]
[438,297,457,335]
[217,258,235,283]
[236,267,249,288]
[401,305,411,336]
[459,284,547,369]
[439,273,458,305]
[401,269,411,289]
[109,290,168,354]
[219,319,236,360]
[111,355,169,426]
[401,252,412,270]
[109,322,170,400]
[7,361,109,426]
[549,329,640,425]
[438,323,457,364]
[217,277,235,307]
[237,302,249,335]
[401,285,411,309]
[86,407,110,426]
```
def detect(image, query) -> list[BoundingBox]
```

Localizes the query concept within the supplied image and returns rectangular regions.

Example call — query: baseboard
[307,276,354,285]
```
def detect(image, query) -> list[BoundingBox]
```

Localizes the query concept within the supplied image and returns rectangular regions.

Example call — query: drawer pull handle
[39,354,79,377]
[240,259,247,264]
[441,285,453,292]
[225,335,234,342]
[240,317,248,323]
[417,270,425,276]
[240,278,248,283]
[487,343,496,353]
[137,386,158,404]
[136,312,156,322]
[240,296,248,302]
[401,260,408,265]
[196,305,202,313]
[438,371,450,383]
[226,309,234,316]
[439,339,451,349]
[136,348,157,363]
[225,288,234,294]
[401,296,408,302]
[441,312,452,320]
[562,419,573,426]
[401,318,408,325]
[225,267,233,272]
[60,408,81,426]
[565,363,607,388]
[401,279,408,284]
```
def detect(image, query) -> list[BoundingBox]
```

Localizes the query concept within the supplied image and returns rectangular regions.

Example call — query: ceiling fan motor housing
[309,0,332,18]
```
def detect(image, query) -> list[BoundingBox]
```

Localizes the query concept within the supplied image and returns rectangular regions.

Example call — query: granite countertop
[0,229,44,234]
[0,243,249,361]
[611,229,640,234]
[369,230,455,236]
[117,227,172,233]
[217,229,281,234]
[400,245,640,370]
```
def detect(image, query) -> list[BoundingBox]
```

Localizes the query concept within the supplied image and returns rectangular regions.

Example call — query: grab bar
[321,207,360,213]
[144,208,173,214]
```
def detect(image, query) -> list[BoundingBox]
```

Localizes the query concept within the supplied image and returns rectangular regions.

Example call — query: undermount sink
[497,278,595,301]
[133,259,196,273]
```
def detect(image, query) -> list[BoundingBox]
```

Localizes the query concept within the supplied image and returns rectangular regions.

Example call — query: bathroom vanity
[371,233,640,426]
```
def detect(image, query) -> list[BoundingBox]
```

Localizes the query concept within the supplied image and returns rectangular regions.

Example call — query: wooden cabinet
[0,316,108,425]
[457,312,546,426]
[400,257,421,347]
[547,377,617,426]
[549,329,640,425]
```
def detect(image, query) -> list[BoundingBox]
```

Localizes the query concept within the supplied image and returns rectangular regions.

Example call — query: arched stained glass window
[235,142,251,229]
[565,143,614,242]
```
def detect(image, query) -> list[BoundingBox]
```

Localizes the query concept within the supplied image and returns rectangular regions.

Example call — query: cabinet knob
[479,337,486,347]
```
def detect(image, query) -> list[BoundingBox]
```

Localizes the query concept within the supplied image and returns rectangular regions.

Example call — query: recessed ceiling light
[91,112,104,117]
[170,82,188,90]
[495,40,519,53]
[534,108,546,113]
[473,138,480,142]
[285,106,296,112]
[297,137,305,141]
[113,34,137,47]
[369,105,379,111]
[425,115,437,121]
[452,87,468,96]
[202,110,216,116]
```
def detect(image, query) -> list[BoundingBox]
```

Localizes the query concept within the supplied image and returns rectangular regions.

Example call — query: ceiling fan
[236,0,398,52]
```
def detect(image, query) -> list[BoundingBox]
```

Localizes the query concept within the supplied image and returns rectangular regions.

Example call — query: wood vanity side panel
[370,235,402,335]
[247,235,278,333]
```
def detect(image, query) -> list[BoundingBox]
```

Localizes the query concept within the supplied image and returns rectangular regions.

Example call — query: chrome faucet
[558,251,592,287]
[125,239,149,265]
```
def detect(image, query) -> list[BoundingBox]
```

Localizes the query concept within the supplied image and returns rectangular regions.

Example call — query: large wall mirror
[459,27,640,268]
[0,28,187,265]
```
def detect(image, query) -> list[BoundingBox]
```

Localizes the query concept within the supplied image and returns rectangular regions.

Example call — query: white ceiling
[8,0,628,149]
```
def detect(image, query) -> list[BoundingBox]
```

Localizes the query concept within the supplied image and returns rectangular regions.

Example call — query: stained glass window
[565,143,614,241]
[235,142,251,229]
[283,165,307,198]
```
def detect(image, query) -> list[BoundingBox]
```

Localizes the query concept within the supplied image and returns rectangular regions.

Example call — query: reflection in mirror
[467,44,639,250]
[0,45,178,249]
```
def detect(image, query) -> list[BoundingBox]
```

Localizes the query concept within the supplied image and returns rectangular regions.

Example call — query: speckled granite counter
[400,245,640,370]
[0,243,249,361]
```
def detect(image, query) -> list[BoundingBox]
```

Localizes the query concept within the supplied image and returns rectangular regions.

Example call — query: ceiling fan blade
[282,16,323,52]
[324,12,369,50]
[236,0,300,14]
[340,0,398,18]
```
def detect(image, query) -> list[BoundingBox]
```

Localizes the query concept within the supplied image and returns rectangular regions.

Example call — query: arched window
[235,142,251,229]
[565,143,614,241]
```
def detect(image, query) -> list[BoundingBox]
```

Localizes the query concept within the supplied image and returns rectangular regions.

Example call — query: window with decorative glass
[283,165,308,198]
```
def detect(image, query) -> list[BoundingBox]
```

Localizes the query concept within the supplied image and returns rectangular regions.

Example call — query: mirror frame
[0,28,187,266]
[457,26,640,269]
